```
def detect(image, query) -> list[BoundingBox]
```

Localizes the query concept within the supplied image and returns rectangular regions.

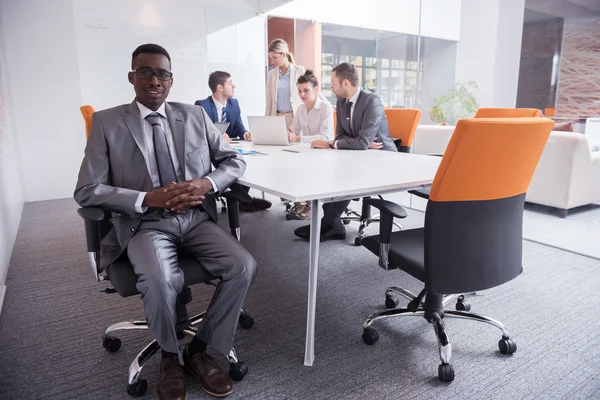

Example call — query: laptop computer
[214,122,230,135]
[247,116,290,146]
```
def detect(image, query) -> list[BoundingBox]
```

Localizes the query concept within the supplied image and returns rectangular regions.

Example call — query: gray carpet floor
[523,202,600,260]
[1,198,600,399]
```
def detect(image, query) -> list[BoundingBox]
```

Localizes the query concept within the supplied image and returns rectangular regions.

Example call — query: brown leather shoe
[183,347,233,397]
[157,357,187,400]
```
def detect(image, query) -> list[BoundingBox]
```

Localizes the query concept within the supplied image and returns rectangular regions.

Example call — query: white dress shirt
[290,96,334,143]
[212,96,226,122]
[134,101,217,213]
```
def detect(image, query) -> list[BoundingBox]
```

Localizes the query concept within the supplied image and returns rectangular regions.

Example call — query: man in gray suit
[295,62,396,241]
[74,44,256,400]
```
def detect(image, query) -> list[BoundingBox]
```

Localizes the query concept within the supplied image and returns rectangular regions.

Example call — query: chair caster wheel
[354,237,363,246]
[127,379,147,396]
[498,337,517,354]
[103,336,121,352]
[455,295,471,311]
[239,312,254,329]
[438,363,455,382]
[285,213,295,220]
[385,294,399,309]
[343,219,351,225]
[229,361,248,381]
[362,328,379,345]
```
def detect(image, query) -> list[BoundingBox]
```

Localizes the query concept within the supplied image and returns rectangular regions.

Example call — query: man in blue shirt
[196,71,271,211]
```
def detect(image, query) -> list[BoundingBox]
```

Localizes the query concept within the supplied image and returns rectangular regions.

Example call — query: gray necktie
[145,114,177,187]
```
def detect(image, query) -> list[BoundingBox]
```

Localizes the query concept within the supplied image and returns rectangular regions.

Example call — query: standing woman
[266,38,306,128]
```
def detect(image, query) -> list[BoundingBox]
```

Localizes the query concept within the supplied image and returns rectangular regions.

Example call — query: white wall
[1,0,83,202]
[0,2,25,288]
[0,0,268,202]
[455,0,525,107]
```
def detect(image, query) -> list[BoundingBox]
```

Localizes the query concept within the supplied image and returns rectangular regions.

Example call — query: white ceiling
[525,0,600,19]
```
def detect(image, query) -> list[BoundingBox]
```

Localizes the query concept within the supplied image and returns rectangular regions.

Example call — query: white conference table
[230,141,441,366]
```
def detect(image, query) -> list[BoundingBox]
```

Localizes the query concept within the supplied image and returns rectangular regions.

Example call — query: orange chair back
[384,108,421,151]
[332,110,337,138]
[543,108,556,117]
[474,108,541,118]
[430,118,554,202]
[80,105,95,139]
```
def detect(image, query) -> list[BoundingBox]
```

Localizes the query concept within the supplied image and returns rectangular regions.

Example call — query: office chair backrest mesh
[474,107,541,118]
[424,118,554,294]
[384,108,421,152]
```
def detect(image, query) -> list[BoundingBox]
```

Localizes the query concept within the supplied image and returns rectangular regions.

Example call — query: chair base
[362,288,516,382]
[103,309,252,397]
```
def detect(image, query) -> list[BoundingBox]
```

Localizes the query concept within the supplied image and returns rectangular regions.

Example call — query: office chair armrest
[407,187,430,200]
[77,207,108,253]
[77,207,110,281]
[363,198,408,219]
[221,183,252,204]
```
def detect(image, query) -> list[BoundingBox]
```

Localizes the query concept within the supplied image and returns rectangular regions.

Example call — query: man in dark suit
[196,71,271,212]
[75,44,256,399]
[295,62,396,241]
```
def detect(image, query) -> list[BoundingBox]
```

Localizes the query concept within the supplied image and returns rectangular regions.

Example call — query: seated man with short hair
[295,62,397,241]
[196,71,272,212]
[75,44,256,400]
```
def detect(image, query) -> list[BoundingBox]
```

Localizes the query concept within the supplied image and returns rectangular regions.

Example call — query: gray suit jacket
[335,89,396,152]
[74,100,246,270]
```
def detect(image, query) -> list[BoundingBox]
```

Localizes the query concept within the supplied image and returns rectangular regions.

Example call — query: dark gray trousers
[126,208,257,362]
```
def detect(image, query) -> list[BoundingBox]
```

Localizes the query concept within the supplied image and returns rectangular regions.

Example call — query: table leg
[304,198,322,366]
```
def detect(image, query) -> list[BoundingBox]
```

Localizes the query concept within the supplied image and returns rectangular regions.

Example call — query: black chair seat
[361,228,426,282]
[107,256,214,298]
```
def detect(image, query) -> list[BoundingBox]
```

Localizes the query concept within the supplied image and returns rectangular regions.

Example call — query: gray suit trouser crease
[126,208,257,363]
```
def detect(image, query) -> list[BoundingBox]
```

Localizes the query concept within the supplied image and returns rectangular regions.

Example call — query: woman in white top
[285,71,334,220]
[287,70,334,143]
[266,38,306,129]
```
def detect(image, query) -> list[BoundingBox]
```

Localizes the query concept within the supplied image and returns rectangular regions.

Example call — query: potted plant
[430,81,479,126]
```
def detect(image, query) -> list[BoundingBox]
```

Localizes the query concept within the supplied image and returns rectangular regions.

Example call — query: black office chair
[78,184,252,397]
[359,118,554,381]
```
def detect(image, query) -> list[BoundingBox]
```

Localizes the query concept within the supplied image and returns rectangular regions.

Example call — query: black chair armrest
[77,207,109,253]
[407,187,431,200]
[221,183,252,204]
[363,198,408,219]
[363,198,407,247]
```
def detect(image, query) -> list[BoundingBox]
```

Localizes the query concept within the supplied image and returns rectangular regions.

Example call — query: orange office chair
[410,107,542,201]
[80,105,95,139]
[384,108,421,152]
[474,108,541,118]
[342,109,421,245]
[360,117,554,381]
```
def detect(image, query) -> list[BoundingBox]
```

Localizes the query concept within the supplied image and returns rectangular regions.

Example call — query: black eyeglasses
[132,69,173,81]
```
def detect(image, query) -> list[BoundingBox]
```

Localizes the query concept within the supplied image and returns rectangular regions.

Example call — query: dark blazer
[74,100,245,270]
[195,96,248,140]
[335,89,396,152]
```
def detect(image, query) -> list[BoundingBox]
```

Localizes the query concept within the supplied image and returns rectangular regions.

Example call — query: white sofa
[411,126,600,217]
[525,131,600,217]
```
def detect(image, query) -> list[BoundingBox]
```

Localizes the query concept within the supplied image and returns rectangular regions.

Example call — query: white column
[455,0,525,108]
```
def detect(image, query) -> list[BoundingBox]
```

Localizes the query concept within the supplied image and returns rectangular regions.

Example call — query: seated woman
[286,70,334,219]
[287,69,334,144]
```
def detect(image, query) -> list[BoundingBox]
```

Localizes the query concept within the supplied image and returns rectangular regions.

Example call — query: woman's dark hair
[297,69,319,88]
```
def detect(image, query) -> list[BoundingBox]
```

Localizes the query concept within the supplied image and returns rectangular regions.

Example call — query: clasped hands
[143,178,213,212]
